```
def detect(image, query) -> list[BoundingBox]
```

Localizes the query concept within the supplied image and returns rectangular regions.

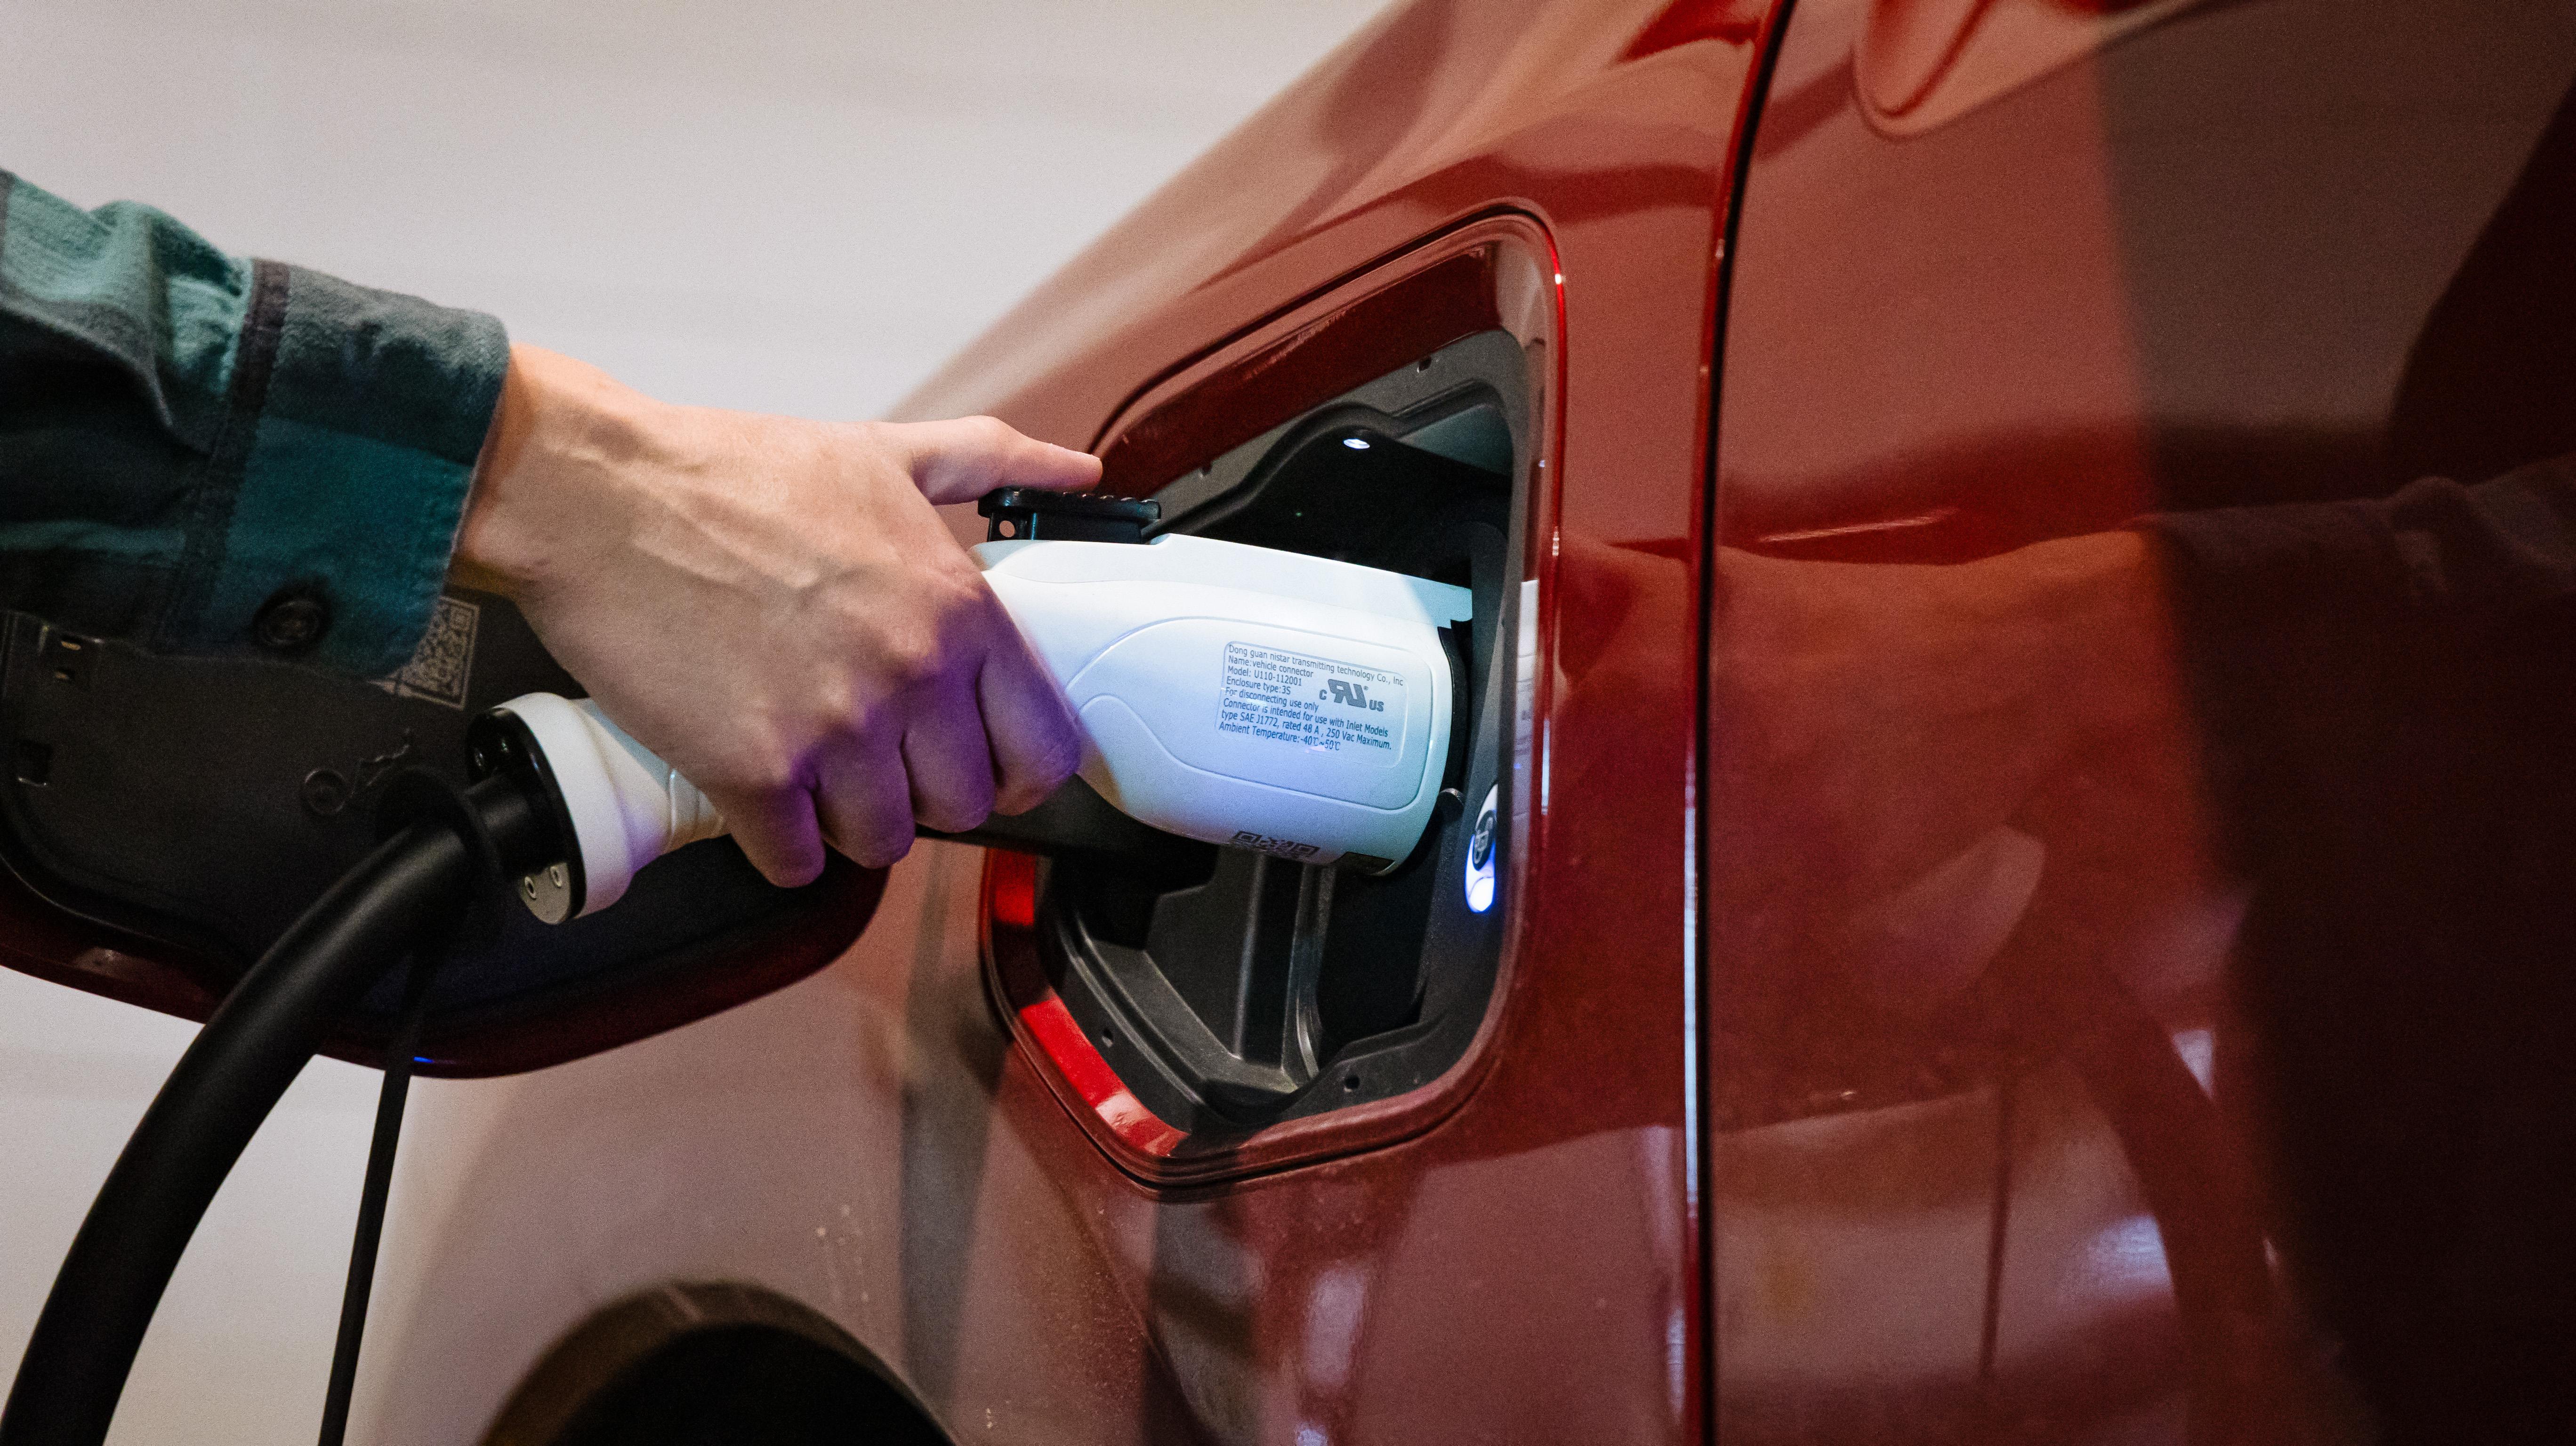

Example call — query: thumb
[883,415,1102,505]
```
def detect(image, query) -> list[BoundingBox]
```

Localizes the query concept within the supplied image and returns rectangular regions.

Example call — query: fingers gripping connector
[468,694,729,922]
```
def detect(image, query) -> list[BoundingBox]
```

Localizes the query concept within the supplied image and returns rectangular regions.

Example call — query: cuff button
[254,591,331,654]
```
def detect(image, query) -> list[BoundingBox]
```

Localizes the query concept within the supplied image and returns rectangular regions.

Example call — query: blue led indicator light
[1464,784,1500,913]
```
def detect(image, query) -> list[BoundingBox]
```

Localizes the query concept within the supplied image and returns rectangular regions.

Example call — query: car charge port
[1032,329,1531,1134]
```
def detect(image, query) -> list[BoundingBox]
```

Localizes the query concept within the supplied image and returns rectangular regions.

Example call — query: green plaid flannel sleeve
[0,169,507,677]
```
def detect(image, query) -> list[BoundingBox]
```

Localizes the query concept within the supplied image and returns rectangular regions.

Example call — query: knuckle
[706,727,806,800]
[878,632,948,691]
[878,592,994,691]
[747,753,809,798]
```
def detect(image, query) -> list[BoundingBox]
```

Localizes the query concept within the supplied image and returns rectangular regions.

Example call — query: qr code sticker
[378,595,479,709]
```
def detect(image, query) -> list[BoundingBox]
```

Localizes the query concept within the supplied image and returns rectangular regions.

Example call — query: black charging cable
[313,940,443,1446]
[0,771,558,1446]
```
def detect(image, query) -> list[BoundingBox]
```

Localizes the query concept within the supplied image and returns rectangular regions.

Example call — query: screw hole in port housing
[299,768,352,819]
[1343,1073,1360,1092]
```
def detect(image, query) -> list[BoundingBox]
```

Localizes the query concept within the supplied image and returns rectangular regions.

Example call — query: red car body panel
[884,0,2576,1436]
[360,4,1762,1442]
[896,1,1762,1433]
[13,0,2571,1440]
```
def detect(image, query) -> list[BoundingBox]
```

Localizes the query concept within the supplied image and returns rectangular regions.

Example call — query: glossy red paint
[39,0,2555,1438]
[0,869,227,1013]
[897,0,2576,1437]
[316,1,2576,1439]
[1091,243,1511,498]
[894,0,1760,1433]
[980,215,1554,1185]
[1706,1,2576,1441]
[1705,0,2246,1426]
[1626,0,1769,61]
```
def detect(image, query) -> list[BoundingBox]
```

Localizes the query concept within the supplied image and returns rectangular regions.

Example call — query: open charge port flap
[1037,328,1528,1134]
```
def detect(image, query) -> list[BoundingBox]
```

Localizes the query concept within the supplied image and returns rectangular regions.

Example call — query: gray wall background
[0,2,1382,1439]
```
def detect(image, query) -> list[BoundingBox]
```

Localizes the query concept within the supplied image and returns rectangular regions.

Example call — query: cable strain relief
[374,769,498,867]
[371,767,514,954]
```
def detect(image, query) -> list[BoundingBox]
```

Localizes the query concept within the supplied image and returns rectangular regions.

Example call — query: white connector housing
[976,533,1471,870]
[490,692,726,918]
[491,533,1470,922]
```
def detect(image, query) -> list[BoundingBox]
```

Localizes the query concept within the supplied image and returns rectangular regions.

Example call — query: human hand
[450,344,1099,884]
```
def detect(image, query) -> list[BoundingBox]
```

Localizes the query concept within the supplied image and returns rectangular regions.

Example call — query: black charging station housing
[0,592,873,1072]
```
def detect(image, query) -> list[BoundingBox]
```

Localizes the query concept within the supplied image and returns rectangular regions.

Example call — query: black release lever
[978,487,1160,544]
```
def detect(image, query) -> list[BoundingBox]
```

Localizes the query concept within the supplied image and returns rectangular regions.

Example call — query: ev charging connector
[468,694,723,923]
[483,491,1473,921]
[973,524,1470,871]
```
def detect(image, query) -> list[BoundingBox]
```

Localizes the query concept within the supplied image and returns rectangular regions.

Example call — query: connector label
[1229,831,1321,860]
[1219,643,1401,757]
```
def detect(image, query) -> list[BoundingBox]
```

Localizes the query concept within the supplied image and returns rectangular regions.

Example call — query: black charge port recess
[1032,332,1526,1141]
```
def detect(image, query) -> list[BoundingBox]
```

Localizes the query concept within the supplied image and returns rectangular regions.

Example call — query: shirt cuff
[160,261,507,678]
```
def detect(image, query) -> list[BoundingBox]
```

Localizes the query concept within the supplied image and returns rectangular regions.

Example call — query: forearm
[450,345,650,604]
